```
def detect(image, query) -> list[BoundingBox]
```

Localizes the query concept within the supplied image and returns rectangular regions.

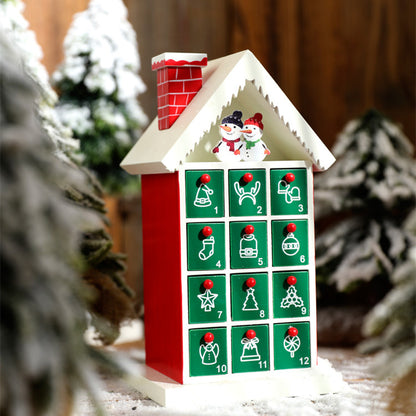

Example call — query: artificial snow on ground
[74,321,413,416]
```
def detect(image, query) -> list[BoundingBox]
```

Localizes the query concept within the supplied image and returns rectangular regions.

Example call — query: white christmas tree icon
[242,288,259,311]
[242,278,259,311]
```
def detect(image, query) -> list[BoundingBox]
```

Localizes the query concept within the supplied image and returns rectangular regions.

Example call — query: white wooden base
[129,358,347,408]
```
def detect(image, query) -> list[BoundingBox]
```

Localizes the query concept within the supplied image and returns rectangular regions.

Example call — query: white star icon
[197,289,218,312]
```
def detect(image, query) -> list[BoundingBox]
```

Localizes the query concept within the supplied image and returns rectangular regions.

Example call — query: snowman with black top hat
[212,110,244,162]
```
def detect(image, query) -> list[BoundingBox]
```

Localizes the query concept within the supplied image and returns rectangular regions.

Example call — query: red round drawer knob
[243,172,253,183]
[204,332,214,343]
[246,277,256,288]
[244,225,255,234]
[246,329,256,339]
[203,279,214,290]
[200,173,211,184]
[288,327,298,337]
[202,226,213,237]
[285,172,295,183]
[287,223,296,233]
[287,275,297,285]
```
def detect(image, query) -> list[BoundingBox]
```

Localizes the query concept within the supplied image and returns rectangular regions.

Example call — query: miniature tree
[359,212,416,412]
[53,0,148,194]
[314,109,416,293]
[0,0,79,160]
[314,109,416,399]
[0,0,137,344]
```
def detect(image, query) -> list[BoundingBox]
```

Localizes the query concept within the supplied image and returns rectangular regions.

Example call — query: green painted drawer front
[273,271,309,318]
[270,168,308,215]
[187,223,226,271]
[185,170,224,218]
[271,220,309,267]
[229,221,268,269]
[228,169,267,217]
[274,322,311,370]
[188,275,227,324]
[189,327,228,377]
[231,324,270,373]
[231,273,269,321]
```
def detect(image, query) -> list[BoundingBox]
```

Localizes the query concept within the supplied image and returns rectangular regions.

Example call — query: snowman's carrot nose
[241,129,252,133]
[220,125,232,132]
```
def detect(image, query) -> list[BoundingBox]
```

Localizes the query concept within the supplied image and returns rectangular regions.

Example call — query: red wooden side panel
[141,172,183,383]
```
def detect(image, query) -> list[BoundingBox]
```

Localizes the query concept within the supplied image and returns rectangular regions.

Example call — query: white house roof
[121,50,335,175]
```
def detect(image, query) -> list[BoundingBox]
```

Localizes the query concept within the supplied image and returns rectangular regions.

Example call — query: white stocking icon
[199,236,215,260]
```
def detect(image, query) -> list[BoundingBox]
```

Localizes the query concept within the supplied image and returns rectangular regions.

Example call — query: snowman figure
[212,110,243,162]
[237,113,271,161]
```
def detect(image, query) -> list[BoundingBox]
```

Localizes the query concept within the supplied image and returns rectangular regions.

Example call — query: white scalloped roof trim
[121,50,335,175]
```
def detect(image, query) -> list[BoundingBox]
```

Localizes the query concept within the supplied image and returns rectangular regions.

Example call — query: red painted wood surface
[154,60,204,130]
[141,172,183,383]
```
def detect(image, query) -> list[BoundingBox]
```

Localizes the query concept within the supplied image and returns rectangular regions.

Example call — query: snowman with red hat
[212,110,243,162]
[236,113,271,161]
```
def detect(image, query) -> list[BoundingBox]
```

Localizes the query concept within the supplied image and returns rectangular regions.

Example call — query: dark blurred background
[22,0,415,303]
[25,0,415,151]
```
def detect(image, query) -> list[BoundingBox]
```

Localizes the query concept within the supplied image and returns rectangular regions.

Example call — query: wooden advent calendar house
[121,51,342,406]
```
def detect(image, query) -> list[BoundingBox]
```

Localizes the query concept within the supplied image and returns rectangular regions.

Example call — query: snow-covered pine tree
[359,211,416,413]
[314,110,416,393]
[0,0,79,161]
[0,31,107,416]
[314,109,416,293]
[53,0,148,194]
[1,0,138,344]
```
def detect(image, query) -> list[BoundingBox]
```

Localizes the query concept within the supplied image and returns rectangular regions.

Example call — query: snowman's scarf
[222,137,240,152]
[245,139,260,150]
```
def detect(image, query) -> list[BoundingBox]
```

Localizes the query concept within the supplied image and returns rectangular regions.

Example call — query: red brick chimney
[152,52,207,130]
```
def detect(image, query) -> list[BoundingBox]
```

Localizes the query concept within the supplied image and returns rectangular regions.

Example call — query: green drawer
[271,220,309,267]
[273,271,310,318]
[229,221,268,269]
[231,324,270,373]
[189,328,228,376]
[273,322,311,370]
[270,168,308,215]
[188,275,227,324]
[187,222,225,271]
[228,169,267,217]
[185,170,224,218]
[231,273,269,321]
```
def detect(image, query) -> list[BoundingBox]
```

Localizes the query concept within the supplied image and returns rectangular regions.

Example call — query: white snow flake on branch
[52,0,148,193]
[315,110,416,292]
[0,0,80,160]
[54,0,146,107]
[55,104,94,135]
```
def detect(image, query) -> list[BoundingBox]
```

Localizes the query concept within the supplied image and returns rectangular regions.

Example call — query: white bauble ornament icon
[281,233,300,256]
